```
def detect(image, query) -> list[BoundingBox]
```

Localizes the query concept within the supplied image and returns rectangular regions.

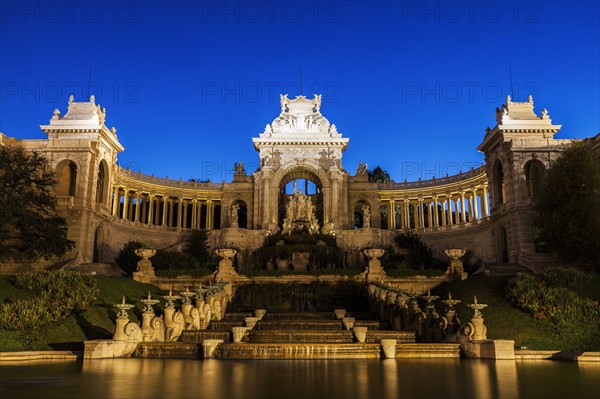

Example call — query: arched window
[231,200,248,229]
[492,160,505,205]
[56,160,77,196]
[96,161,107,204]
[524,160,545,197]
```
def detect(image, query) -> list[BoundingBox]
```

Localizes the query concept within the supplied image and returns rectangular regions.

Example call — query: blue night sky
[1,1,598,183]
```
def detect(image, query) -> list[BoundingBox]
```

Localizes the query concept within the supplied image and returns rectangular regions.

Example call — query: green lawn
[0,276,166,352]
[430,274,600,351]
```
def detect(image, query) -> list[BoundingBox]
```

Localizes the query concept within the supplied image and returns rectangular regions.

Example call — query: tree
[0,145,74,261]
[535,142,600,267]
[367,166,394,183]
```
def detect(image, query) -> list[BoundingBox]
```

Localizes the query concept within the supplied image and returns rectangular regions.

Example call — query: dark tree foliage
[115,241,143,274]
[394,232,446,270]
[0,145,74,261]
[184,229,210,260]
[367,166,394,183]
[535,142,600,267]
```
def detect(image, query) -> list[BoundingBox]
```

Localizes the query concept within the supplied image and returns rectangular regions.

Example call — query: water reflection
[1,359,598,399]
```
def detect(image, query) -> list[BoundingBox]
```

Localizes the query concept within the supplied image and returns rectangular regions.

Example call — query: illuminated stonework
[1,93,588,270]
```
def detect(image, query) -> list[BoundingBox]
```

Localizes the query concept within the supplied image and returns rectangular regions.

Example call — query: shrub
[506,268,599,324]
[115,241,143,275]
[0,271,99,331]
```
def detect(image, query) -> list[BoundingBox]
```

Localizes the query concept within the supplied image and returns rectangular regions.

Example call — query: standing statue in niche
[362,204,371,228]
[230,203,240,227]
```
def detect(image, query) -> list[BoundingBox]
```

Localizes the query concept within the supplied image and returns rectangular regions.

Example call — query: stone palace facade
[1,93,591,270]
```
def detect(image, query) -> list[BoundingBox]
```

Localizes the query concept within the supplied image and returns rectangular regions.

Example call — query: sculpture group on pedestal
[282,190,320,235]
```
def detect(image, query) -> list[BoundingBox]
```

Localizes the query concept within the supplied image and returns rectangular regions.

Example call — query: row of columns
[386,185,489,230]
[111,186,218,230]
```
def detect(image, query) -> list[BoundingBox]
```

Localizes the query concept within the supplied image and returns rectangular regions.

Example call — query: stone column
[433,196,439,227]
[206,200,214,230]
[191,199,197,229]
[418,198,425,228]
[441,197,447,227]
[147,194,155,225]
[128,192,134,221]
[141,195,147,223]
[112,186,120,216]
[404,200,410,230]
[177,197,183,230]
[460,191,466,224]
[122,188,129,221]
[162,196,168,227]
[472,187,479,220]
[134,192,141,223]
[168,199,174,227]
[482,185,489,218]
[388,200,396,230]
[448,196,454,226]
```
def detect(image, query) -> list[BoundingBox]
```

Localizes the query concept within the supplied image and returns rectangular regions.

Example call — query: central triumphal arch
[252,94,349,233]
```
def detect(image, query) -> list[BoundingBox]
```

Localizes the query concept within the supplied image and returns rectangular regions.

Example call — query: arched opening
[353,200,370,229]
[56,160,77,197]
[231,200,248,229]
[96,161,108,204]
[93,226,104,263]
[380,205,387,229]
[498,226,509,263]
[524,160,545,197]
[278,169,323,230]
[492,160,505,205]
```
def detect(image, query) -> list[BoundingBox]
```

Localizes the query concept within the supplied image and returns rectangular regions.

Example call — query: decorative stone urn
[232,326,249,343]
[361,248,386,282]
[214,248,240,282]
[112,296,142,343]
[133,248,157,284]
[466,296,488,341]
[445,248,467,281]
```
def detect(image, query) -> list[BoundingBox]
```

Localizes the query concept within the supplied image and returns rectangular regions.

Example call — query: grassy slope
[431,274,600,351]
[0,276,166,352]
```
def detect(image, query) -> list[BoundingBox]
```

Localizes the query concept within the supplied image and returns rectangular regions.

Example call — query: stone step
[207,321,245,331]
[262,312,336,321]
[248,330,354,343]
[181,331,231,344]
[134,342,199,359]
[256,320,342,330]
[395,343,461,358]
[219,343,381,359]
[366,331,415,343]
[222,313,254,321]
[354,320,384,330]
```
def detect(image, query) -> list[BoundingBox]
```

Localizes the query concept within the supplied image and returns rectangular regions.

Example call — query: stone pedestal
[353,327,368,343]
[245,317,260,329]
[380,339,397,359]
[445,249,468,281]
[232,327,249,343]
[342,317,355,330]
[361,248,386,282]
[462,340,515,360]
[214,248,240,282]
[334,309,346,320]
[84,340,139,359]
[255,309,267,319]
[132,248,157,284]
[202,339,223,359]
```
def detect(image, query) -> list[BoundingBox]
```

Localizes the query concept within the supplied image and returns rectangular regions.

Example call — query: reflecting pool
[1,359,599,399]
